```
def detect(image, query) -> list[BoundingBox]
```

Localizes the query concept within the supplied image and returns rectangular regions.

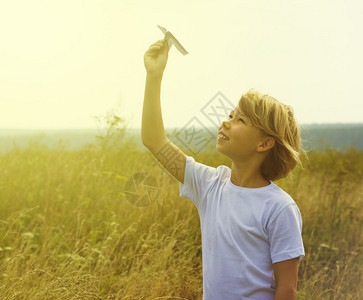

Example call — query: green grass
[0,126,362,299]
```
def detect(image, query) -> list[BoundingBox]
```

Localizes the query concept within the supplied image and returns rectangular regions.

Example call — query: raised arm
[141,38,168,146]
[141,36,186,183]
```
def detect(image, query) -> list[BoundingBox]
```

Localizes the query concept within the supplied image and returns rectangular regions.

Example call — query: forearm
[273,286,296,300]
[141,73,167,147]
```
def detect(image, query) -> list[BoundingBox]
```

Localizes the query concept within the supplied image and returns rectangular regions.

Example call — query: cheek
[232,128,246,140]
[233,129,258,147]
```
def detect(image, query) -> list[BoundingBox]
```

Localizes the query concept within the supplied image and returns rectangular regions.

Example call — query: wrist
[146,71,164,80]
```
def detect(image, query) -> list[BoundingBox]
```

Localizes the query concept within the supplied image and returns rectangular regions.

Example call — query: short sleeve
[268,203,305,264]
[179,155,219,210]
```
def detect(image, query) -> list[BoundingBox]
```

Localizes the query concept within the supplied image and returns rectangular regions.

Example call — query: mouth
[217,132,229,141]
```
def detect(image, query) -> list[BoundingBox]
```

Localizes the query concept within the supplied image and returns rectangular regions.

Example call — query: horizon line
[0,122,362,131]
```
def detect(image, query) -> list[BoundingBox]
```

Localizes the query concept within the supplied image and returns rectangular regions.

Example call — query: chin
[215,143,225,155]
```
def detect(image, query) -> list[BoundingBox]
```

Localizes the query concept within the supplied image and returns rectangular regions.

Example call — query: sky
[0,0,362,129]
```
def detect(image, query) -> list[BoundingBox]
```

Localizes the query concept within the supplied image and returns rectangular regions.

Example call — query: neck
[230,159,270,188]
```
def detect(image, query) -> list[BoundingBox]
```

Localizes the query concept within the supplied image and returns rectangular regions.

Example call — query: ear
[257,136,275,152]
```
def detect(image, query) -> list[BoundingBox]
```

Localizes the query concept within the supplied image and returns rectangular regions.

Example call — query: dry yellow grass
[0,123,362,299]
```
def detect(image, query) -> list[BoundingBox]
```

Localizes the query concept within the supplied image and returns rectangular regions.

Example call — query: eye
[229,115,244,123]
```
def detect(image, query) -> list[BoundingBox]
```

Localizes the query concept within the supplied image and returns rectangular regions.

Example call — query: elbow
[142,138,154,149]
[142,136,168,152]
[141,135,152,148]
[142,140,153,151]
[289,287,297,299]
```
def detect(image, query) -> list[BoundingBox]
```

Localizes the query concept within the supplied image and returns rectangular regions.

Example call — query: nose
[219,119,230,131]
[222,120,231,128]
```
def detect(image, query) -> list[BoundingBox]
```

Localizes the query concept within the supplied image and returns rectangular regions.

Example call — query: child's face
[216,106,267,161]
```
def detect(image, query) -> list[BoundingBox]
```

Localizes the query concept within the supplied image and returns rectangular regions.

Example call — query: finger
[148,45,162,51]
[162,38,170,51]
[148,43,163,52]
[152,39,164,46]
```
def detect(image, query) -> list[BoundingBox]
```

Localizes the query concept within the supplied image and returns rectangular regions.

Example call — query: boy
[142,37,305,300]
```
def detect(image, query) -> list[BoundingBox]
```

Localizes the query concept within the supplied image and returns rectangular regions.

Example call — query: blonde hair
[238,89,306,181]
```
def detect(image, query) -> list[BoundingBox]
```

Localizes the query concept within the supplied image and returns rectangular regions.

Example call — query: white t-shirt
[179,155,305,300]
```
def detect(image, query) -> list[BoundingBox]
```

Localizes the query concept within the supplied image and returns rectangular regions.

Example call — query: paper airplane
[157,25,189,55]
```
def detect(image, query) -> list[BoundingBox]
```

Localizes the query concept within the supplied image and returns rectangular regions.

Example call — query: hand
[144,36,170,76]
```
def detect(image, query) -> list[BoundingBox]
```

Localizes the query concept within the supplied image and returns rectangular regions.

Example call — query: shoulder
[180,155,231,208]
[266,182,296,207]
[262,183,300,224]
[185,155,231,181]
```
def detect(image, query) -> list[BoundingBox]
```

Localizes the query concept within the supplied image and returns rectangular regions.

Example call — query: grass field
[0,122,362,299]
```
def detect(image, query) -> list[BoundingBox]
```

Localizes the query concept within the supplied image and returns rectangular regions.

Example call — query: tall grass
[0,120,362,299]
